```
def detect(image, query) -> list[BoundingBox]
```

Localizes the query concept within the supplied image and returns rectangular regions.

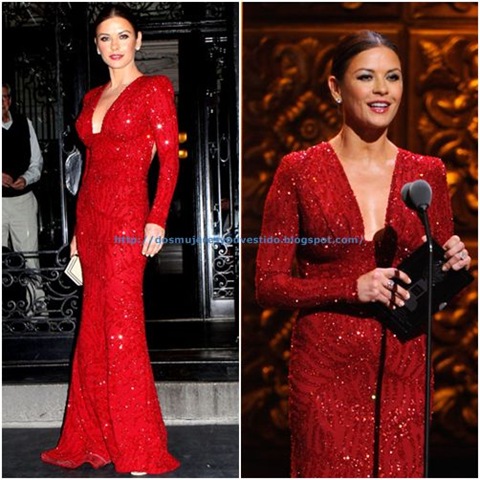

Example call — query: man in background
[2,82,46,314]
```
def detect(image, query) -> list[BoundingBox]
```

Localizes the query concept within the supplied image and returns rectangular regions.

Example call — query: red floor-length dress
[41,75,180,474]
[256,142,453,478]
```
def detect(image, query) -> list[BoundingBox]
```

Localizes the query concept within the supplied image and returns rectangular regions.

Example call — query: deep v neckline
[91,75,144,135]
[326,141,400,243]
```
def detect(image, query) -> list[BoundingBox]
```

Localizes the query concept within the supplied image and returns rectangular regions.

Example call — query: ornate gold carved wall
[242,1,478,461]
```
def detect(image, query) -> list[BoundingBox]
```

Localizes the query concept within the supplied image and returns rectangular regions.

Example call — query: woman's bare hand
[142,223,165,257]
[442,235,471,271]
[357,267,411,309]
[70,235,78,257]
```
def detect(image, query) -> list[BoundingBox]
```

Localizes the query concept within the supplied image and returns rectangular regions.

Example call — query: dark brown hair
[2,83,12,96]
[331,30,399,80]
[93,4,139,37]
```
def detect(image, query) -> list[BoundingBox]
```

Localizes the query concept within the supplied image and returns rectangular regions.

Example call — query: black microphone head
[409,180,432,210]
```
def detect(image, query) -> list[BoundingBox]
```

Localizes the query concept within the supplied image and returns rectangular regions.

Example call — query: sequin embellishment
[41,76,180,474]
[256,142,454,478]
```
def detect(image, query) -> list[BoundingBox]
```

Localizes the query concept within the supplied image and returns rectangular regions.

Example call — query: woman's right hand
[70,235,78,257]
[357,267,411,309]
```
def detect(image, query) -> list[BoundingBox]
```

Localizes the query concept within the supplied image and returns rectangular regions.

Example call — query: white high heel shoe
[130,472,147,476]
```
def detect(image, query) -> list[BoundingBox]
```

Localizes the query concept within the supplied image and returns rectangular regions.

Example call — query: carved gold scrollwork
[245,37,340,163]
[433,259,478,442]
[243,36,341,238]
[243,35,342,252]
[412,2,478,19]
[417,36,478,228]
[416,34,477,444]
[242,303,294,445]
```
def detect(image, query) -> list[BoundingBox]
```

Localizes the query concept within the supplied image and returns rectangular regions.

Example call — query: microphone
[402,180,432,211]
[401,178,434,478]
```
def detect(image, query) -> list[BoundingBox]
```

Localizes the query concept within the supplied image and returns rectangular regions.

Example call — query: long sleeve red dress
[256,141,453,478]
[41,75,180,474]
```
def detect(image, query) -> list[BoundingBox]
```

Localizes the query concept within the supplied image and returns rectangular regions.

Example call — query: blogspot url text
[114,235,364,246]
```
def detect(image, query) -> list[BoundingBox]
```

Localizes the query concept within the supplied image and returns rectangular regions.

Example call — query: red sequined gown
[256,142,453,478]
[41,75,180,474]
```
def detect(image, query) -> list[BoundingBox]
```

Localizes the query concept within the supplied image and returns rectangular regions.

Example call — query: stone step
[2,381,238,428]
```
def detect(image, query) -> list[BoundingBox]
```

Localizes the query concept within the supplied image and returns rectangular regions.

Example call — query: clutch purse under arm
[64,254,83,286]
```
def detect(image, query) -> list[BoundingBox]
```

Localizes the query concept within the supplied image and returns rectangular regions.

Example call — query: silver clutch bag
[65,146,83,195]
[64,254,83,286]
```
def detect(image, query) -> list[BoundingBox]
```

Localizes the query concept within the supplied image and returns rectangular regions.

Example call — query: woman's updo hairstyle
[331,30,399,81]
[93,4,139,37]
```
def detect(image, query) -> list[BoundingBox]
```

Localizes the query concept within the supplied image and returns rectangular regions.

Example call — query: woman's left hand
[142,223,165,257]
[442,235,471,271]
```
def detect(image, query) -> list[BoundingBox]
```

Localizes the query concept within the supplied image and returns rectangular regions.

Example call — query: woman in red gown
[256,31,471,478]
[41,5,180,475]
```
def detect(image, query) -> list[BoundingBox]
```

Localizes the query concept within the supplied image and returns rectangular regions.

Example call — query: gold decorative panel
[409,2,478,20]
[407,29,478,444]
[432,240,477,444]
[408,31,478,232]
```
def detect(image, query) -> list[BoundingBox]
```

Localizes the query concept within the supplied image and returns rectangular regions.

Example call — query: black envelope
[375,240,473,342]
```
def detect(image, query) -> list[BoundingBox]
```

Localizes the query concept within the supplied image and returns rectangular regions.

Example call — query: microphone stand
[417,206,433,478]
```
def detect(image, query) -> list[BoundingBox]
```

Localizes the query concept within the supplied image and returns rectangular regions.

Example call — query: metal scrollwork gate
[3,2,239,369]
